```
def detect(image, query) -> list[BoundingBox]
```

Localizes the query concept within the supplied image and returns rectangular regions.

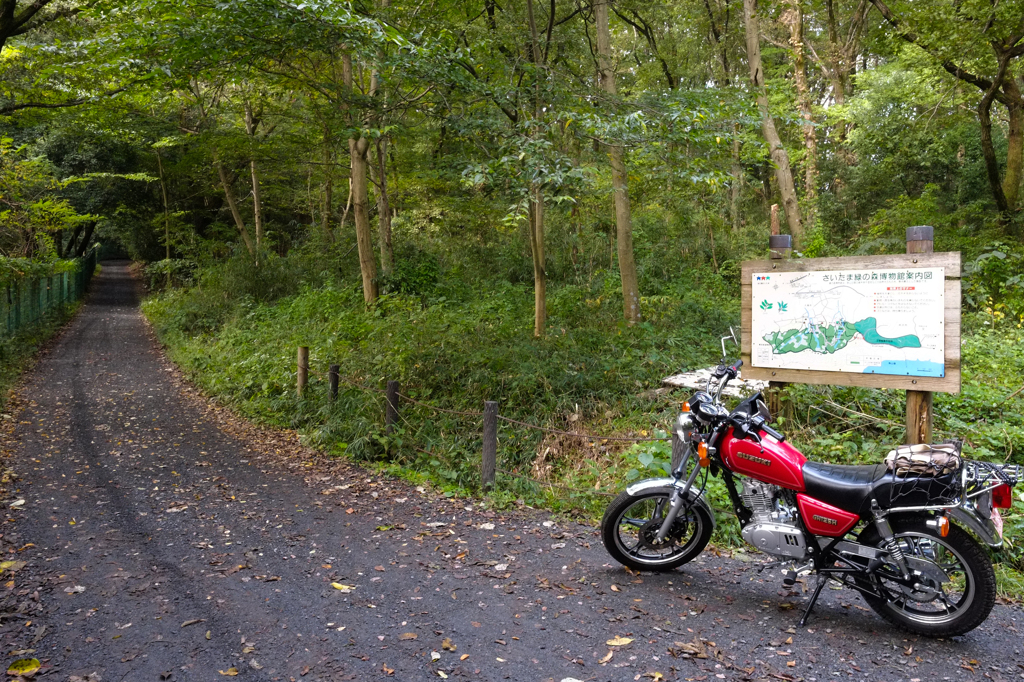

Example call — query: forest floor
[0,262,1021,682]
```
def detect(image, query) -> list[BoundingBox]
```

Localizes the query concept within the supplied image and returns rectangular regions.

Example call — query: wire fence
[2,250,97,338]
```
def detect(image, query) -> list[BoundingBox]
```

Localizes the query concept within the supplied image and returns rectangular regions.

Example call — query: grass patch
[0,301,82,410]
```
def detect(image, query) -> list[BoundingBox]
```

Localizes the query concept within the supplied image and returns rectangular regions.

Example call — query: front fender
[624,477,717,532]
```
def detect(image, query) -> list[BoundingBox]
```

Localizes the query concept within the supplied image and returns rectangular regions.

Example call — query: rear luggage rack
[963,460,1021,498]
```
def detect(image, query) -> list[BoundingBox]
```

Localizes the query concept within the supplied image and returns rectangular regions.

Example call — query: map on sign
[750,267,945,377]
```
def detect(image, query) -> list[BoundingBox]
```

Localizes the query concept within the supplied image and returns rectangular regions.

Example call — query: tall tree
[526,0,546,337]
[594,0,641,324]
[783,0,818,222]
[868,0,1024,223]
[743,0,803,242]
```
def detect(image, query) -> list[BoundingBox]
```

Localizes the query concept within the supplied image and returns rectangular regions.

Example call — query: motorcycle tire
[854,517,995,637]
[601,490,713,571]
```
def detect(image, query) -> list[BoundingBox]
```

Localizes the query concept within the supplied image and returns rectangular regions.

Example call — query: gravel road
[0,261,1021,682]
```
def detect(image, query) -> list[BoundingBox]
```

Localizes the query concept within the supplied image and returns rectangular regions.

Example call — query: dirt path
[0,262,1021,682]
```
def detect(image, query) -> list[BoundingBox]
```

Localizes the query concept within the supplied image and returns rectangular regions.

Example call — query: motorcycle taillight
[992,484,1013,509]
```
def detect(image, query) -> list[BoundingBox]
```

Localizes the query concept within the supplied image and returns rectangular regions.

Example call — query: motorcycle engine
[739,480,808,560]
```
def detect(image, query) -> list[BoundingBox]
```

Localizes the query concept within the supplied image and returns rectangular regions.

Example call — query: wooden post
[329,364,339,401]
[297,346,309,398]
[481,401,498,489]
[906,225,934,445]
[767,233,792,419]
[385,380,400,435]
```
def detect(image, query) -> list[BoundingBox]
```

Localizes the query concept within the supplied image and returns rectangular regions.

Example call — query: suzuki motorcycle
[601,333,1020,637]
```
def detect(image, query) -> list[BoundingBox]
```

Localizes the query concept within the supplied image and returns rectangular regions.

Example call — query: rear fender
[624,477,717,532]
[950,492,1003,548]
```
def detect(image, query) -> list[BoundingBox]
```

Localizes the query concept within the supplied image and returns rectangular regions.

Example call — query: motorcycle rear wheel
[601,491,713,571]
[855,518,995,637]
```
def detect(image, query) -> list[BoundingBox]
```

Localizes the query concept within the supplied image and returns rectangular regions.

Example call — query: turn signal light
[681,402,691,413]
[698,442,710,468]
[992,484,1013,509]
[937,515,949,538]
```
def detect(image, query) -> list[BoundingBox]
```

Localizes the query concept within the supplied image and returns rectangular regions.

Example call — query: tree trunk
[350,136,379,303]
[250,159,263,251]
[743,0,803,244]
[215,161,256,256]
[786,0,817,224]
[62,222,83,259]
[1002,78,1023,212]
[344,52,379,303]
[594,0,641,324]
[74,221,96,258]
[731,123,742,231]
[528,186,546,337]
[155,151,172,287]
[322,133,334,241]
[374,136,394,277]
[526,0,546,337]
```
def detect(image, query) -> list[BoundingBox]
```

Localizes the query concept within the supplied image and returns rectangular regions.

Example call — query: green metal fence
[1,249,98,337]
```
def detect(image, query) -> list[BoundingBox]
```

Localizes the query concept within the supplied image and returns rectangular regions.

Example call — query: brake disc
[637,517,690,550]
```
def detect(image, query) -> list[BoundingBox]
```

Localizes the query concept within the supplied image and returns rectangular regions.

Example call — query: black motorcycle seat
[802,462,886,515]
[801,461,959,517]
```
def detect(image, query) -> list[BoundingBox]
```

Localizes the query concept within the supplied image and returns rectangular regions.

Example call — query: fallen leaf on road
[181,619,206,628]
[399,633,418,640]
[206,631,211,640]
[606,636,633,646]
[437,672,447,679]
[10,499,24,508]
[64,585,85,594]
[478,523,495,530]
[6,658,40,676]
[441,638,456,651]
[600,651,613,663]
[331,583,355,592]
[382,664,394,675]
[218,668,238,676]
[609,584,621,592]
[460,654,469,661]
[0,560,26,572]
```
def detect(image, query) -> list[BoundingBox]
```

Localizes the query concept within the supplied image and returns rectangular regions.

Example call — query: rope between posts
[496,415,670,442]
[397,392,484,417]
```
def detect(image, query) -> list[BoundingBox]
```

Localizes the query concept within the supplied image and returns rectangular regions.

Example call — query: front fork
[654,443,704,543]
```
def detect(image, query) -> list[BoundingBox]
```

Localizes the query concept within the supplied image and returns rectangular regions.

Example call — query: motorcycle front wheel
[601,490,713,571]
[855,518,995,637]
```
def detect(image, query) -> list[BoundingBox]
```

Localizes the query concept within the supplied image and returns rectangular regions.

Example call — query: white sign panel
[750,267,945,378]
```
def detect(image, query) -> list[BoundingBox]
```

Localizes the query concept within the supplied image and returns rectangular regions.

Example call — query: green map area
[763,317,922,355]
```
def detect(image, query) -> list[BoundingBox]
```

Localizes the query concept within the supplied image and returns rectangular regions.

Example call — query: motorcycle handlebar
[760,423,785,442]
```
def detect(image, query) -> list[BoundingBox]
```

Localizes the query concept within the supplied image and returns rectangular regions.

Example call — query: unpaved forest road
[0,262,1022,682]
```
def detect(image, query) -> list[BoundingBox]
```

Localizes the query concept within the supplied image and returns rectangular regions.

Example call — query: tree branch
[0,83,133,115]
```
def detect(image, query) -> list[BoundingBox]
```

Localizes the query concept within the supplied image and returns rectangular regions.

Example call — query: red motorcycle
[601,338,1019,636]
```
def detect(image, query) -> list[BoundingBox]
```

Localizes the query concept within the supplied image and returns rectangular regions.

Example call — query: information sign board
[740,252,960,393]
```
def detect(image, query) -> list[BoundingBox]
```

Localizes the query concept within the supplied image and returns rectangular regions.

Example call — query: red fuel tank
[719,428,807,491]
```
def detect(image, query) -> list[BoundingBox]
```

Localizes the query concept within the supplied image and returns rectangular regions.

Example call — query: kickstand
[798,574,828,627]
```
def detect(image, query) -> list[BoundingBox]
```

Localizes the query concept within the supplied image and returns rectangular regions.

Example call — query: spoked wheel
[855,518,995,637]
[601,491,713,571]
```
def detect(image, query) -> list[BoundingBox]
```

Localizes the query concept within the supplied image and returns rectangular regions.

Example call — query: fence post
[385,380,400,435]
[328,364,339,401]
[906,225,934,445]
[767,228,793,420]
[297,346,309,397]
[481,401,498,489]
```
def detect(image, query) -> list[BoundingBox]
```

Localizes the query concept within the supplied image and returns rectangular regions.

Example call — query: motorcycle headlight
[675,412,697,441]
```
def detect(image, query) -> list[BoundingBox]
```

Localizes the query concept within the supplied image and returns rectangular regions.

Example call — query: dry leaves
[218,668,239,676]
[606,636,633,646]
[398,633,418,641]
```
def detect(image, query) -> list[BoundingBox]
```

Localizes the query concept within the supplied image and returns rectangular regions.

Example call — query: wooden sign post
[741,230,960,446]
[905,225,934,445]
